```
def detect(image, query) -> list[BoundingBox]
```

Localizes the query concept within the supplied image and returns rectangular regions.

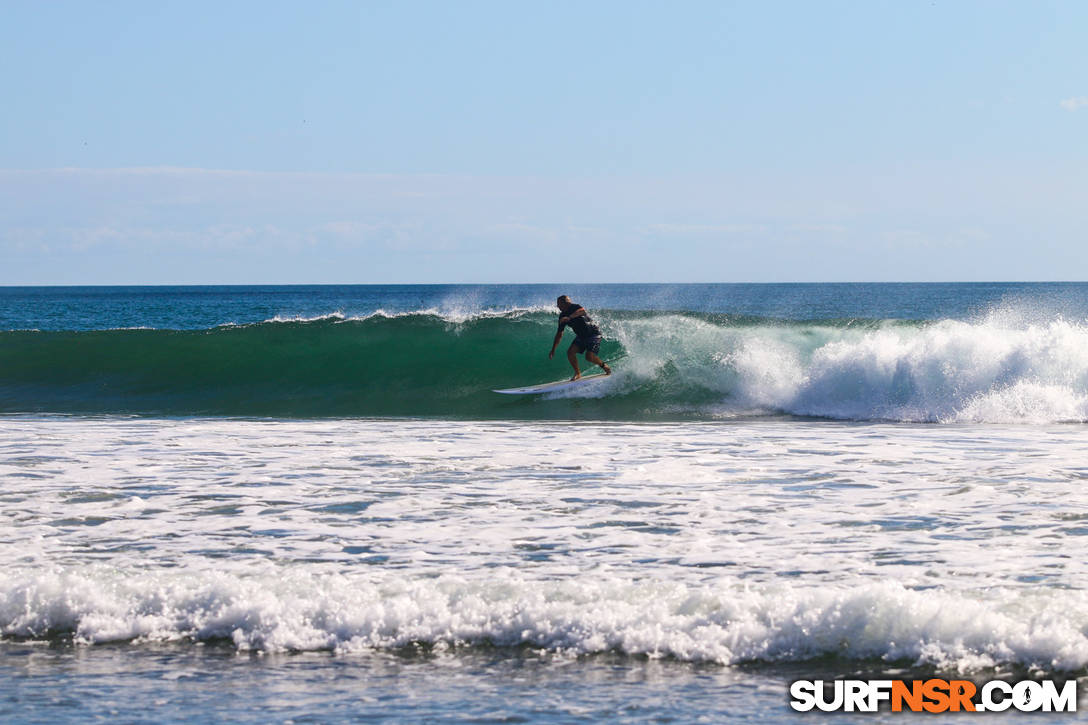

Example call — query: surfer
[549,295,612,380]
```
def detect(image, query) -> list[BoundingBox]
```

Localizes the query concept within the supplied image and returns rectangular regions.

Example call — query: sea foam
[2,568,1085,672]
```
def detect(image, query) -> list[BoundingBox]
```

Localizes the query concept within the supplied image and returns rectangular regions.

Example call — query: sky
[1,0,1086,284]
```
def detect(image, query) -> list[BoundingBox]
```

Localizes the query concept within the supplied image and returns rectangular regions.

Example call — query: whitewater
[2,284,1087,722]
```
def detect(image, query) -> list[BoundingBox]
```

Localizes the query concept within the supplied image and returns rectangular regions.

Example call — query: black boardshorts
[572,335,602,356]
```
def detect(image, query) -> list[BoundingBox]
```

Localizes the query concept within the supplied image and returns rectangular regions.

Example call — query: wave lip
[262,311,347,324]
[342,305,552,324]
[3,569,1086,672]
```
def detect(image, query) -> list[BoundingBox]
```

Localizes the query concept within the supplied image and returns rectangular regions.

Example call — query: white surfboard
[493,372,610,395]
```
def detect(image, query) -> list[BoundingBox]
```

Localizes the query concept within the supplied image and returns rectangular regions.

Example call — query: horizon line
[2,280,1086,288]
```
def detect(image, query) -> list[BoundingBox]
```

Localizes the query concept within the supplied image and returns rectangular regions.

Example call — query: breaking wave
[2,309,1087,422]
[2,568,1085,672]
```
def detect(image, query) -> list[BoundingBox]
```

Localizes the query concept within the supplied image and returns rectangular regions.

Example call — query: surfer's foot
[570,372,582,381]
[601,363,611,375]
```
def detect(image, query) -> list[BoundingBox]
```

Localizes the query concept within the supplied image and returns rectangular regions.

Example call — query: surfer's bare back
[548,295,612,380]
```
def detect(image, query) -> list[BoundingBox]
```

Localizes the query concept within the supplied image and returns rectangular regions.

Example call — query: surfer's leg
[584,337,610,374]
[585,351,611,375]
[566,342,583,380]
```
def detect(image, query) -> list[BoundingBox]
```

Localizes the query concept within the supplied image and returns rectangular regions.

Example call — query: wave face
[3,310,1088,422]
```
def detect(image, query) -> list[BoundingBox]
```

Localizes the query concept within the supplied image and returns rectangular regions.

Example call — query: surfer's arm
[548,327,564,358]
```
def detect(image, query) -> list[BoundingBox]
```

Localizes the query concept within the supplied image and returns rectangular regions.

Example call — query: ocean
[2,283,1087,722]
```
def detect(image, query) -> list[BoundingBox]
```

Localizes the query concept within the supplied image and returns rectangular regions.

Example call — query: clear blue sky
[2,0,1086,283]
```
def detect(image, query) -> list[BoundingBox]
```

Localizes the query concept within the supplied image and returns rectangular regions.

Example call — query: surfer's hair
[556,295,571,305]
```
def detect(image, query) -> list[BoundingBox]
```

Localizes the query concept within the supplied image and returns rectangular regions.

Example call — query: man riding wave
[549,295,612,380]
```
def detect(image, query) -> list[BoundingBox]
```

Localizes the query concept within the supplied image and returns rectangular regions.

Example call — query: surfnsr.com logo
[789,679,1077,713]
